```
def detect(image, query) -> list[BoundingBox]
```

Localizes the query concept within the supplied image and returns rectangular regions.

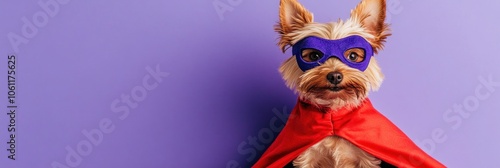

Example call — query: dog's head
[277,0,390,110]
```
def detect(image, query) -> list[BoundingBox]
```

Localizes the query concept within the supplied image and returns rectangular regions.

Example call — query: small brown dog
[277,0,388,167]
[253,1,445,167]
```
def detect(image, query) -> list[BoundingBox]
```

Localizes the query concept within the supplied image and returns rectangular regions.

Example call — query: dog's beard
[297,59,369,110]
[300,83,366,110]
[279,56,383,112]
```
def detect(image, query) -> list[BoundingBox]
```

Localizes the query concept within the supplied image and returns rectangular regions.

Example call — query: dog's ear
[350,0,390,52]
[276,0,313,52]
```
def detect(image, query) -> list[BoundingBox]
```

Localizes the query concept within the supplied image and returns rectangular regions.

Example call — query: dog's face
[277,0,390,110]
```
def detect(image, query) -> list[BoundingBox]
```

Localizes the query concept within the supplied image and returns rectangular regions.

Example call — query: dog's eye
[348,53,358,61]
[309,52,322,61]
[302,49,324,62]
[344,48,365,63]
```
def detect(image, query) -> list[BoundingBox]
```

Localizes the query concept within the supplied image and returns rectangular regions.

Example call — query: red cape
[253,99,445,168]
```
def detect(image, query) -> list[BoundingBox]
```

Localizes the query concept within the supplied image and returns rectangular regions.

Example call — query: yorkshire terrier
[253,0,445,167]
[278,0,388,167]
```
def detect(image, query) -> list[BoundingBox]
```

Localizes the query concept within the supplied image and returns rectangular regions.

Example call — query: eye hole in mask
[344,48,366,63]
[301,49,324,62]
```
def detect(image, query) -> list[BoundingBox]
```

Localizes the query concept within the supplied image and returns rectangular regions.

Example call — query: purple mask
[292,35,373,72]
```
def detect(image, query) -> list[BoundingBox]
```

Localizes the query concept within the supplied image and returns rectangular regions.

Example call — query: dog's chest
[293,136,381,168]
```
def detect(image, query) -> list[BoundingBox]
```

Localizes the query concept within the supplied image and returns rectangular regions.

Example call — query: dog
[252,0,445,167]
[276,0,389,167]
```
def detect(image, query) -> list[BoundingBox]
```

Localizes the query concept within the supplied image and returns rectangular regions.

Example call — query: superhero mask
[292,35,374,72]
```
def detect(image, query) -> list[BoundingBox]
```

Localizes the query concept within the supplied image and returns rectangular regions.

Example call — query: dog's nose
[327,72,343,85]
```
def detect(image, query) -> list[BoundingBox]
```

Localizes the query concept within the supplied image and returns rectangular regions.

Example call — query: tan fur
[275,0,314,52]
[279,48,384,111]
[350,0,391,53]
[294,136,381,168]
[276,0,390,167]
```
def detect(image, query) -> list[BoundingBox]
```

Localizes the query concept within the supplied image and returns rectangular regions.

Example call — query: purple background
[1,0,499,167]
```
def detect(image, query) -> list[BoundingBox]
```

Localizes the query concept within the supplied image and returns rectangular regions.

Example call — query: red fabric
[252,99,445,168]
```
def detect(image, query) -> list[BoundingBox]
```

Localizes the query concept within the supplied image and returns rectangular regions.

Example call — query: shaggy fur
[293,136,381,168]
[275,0,391,167]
